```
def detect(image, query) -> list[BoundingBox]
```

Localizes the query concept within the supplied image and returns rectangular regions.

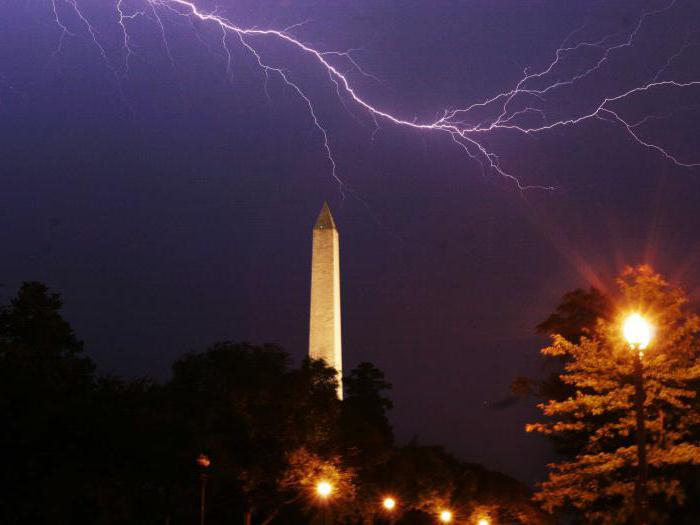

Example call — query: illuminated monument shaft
[309,203,343,398]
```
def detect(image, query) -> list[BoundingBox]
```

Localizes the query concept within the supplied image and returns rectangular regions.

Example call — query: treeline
[0,282,543,525]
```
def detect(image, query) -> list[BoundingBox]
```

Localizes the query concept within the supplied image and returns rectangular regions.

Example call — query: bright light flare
[623,313,652,351]
[383,497,396,510]
[316,480,333,498]
[439,510,453,523]
[477,518,491,525]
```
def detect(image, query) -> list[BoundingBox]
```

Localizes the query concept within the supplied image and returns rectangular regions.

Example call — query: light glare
[623,313,652,350]
[383,497,396,510]
[316,481,332,498]
[439,510,453,523]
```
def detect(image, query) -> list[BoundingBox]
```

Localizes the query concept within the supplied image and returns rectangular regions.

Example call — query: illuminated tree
[527,266,700,523]
[168,345,343,525]
[279,448,356,513]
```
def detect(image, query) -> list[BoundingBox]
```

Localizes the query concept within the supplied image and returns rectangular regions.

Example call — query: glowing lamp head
[196,454,211,468]
[316,481,333,498]
[439,510,453,523]
[383,497,396,510]
[477,519,491,525]
[623,313,652,351]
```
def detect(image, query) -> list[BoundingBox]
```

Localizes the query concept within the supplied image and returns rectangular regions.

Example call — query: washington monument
[308,202,343,398]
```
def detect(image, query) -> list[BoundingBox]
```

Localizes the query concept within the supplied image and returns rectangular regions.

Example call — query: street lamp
[383,497,396,510]
[624,313,652,355]
[623,313,653,525]
[477,519,491,525]
[382,497,397,524]
[196,454,211,525]
[316,480,333,499]
[439,510,453,523]
[314,481,334,525]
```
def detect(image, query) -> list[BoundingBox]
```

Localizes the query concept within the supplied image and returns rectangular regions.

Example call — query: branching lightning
[33,0,700,192]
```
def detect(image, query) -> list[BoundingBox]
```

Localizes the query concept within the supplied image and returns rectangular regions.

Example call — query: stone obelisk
[308,202,343,398]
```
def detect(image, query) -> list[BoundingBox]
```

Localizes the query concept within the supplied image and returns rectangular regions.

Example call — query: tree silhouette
[0,281,546,524]
[0,282,95,523]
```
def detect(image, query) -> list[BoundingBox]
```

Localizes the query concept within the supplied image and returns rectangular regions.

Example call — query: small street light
[196,453,211,469]
[477,518,491,525]
[382,497,398,525]
[196,454,211,525]
[439,509,453,523]
[623,313,653,525]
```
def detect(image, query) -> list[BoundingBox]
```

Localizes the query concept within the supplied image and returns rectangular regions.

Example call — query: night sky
[2,0,700,485]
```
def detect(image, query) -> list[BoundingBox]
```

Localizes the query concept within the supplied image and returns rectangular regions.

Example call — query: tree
[537,287,612,344]
[512,287,614,460]
[166,343,343,525]
[340,362,394,524]
[342,362,394,460]
[278,447,356,525]
[0,282,97,524]
[527,266,700,523]
[0,281,94,384]
[513,286,612,401]
[0,281,547,524]
[373,443,544,524]
[85,376,191,525]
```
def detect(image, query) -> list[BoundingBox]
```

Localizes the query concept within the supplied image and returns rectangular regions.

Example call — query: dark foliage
[536,287,612,344]
[1,282,541,524]
[512,287,613,459]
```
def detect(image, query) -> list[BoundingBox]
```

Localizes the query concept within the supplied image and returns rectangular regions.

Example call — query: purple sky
[1,0,700,484]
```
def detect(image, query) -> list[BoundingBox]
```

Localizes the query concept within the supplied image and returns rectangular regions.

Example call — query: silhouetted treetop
[536,286,612,343]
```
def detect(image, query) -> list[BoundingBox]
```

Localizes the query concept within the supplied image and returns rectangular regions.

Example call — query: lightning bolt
[33,0,700,192]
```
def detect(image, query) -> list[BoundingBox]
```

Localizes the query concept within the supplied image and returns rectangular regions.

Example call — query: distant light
[316,481,333,498]
[477,519,490,525]
[196,454,211,468]
[383,497,396,510]
[439,510,453,523]
[623,313,652,351]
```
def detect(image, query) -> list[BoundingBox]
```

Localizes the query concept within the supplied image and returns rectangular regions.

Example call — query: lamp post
[196,454,211,525]
[382,497,397,524]
[315,481,333,525]
[623,313,652,525]
[316,480,333,499]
